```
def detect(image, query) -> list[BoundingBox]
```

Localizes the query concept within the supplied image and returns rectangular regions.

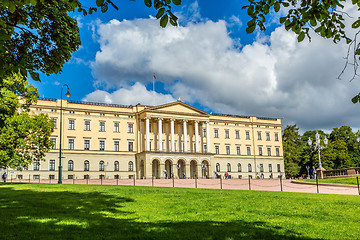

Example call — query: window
[84,160,89,171]
[68,119,75,130]
[277,164,281,172]
[257,131,262,140]
[226,145,230,155]
[266,132,270,141]
[258,146,263,156]
[114,141,119,151]
[84,120,91,131]
[225,130,230,138]
[267,147,271,156]
[247,146,251,155]
[236,146,241,155]
[216,163,220,172]
[214,129,219,138]
[203,144,207,153]
[275,133,279,141]
[68,160,74,171]
[99,161,105,171]
[235,130,240,139]
[114,161,119,171]
[84,140,90,150]
[49,175,55,179]
[128,123,134,133]
[49,160,55,171]
[269,164,273,172]
[128,141,134,152]
[99,140,105,151]
[114,122,120,132]
[99,121,105,132]
[51,118,57,129]
[246,131,250,140]
[203,128,207,137]
[276,147,280,156]
[68,139,74,150]
[248,164,252,172]
[215,145,220,154]
[33,175,40,179]
[260,164,264,172]
[33,160,40,171]
[238,163,242,172]
[84,174,89,179]
[50,138,56,149]
[227,163,231,172]
[68,175,73,179]
[128,161,134,171]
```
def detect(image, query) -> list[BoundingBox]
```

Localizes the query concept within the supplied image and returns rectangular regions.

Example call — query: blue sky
[30,0,360,132]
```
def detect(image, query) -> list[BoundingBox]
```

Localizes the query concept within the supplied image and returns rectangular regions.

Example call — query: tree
[0,73,54,169]
[282,125,303,178]
[242,0,360,101]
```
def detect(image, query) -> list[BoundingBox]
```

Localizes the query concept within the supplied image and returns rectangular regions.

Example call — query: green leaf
[172,0,181,5]
[160,14,168,28]
[144,0,152,8]
[96,0,104,6]
[352,95,359,104]
[279,17,286,24]
[352,19,360,29]
[274,2,280,12]
[297,32,305,42]
[8,2,16,13]
[169,18,177,26]
[30,0,37,5]
[310,19,317,27]
[247,5,254,16]
[30,72,40,82]
[246,25,256,34]
[156,8,165,19]
[165,0,171,4]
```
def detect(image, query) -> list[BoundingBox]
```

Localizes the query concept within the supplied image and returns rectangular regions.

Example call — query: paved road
[8,178,360,195]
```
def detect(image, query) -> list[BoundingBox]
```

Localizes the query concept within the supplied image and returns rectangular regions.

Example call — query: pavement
[7,178,360,195]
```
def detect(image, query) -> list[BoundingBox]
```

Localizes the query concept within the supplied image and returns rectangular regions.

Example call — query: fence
[5,175,360,195]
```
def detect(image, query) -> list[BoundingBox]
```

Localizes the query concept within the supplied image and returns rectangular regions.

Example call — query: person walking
[2,172,7,182]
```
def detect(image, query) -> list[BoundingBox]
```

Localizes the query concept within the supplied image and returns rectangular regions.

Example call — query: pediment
[148,101,209,116]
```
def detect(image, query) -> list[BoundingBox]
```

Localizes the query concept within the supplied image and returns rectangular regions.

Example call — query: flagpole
[153,72,156,106]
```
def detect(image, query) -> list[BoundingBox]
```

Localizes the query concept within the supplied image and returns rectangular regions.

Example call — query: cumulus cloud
[82,82,175,106]
[87,4,360,131]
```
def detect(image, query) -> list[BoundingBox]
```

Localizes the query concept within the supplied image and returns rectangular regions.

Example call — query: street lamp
[307,131,328,170]
[201,162,208,179]
[58,84,70,184]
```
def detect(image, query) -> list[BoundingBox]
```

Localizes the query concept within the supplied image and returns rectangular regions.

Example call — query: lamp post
[201,162,208,179]
[58,84,71,184]
[307,131,328,170]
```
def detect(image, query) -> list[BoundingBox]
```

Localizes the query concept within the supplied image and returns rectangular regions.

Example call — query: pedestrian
[256,172,260,179]
[183,173,186,179]
[261,173,264,179]
[2,172,7,182]
[312,166,317,179]
[270,172,273,179]
[225,172,229,179]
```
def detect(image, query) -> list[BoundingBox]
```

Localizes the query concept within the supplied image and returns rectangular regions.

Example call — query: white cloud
[82,82,175,106]
[87,4,360,131]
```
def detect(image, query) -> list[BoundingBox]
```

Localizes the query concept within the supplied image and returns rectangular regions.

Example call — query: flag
[153,72,156,79]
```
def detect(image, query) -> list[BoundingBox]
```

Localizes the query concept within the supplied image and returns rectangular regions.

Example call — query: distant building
[14,98,284,180]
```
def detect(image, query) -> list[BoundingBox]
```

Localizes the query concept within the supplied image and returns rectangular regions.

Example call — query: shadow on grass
[0,183,319,240]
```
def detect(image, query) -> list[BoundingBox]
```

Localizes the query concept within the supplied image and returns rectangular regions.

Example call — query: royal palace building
[13,98,284,180]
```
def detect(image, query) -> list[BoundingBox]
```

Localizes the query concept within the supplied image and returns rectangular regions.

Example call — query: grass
[0,183,359,240]
[299,177,359,185]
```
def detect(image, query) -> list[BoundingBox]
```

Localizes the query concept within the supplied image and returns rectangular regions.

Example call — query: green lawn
[299,177,359,185]
[0,183,359,240]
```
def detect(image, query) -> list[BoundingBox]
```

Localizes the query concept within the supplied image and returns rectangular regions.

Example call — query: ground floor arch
[152,159,160,179]
[165,159,173,179]
[140,160,145,179]
[190,160,198,179]
[176,159,186,179]
[201,160,209,178]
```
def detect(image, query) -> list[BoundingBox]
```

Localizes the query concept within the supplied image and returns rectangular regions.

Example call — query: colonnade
[140,118,211,153]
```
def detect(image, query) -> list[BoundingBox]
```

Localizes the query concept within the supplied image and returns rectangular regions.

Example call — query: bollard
[280,175,283,192]
[49,178,51,184]
[101,177,103,185]
[29,174,30,183]
[152,176,154,187]
[220,176,223,189]
[172,176,174,187]
[11,175,12,183]
[73,177,75,184]
[357,176,359,195]
[195,176,197,188]
[316,175,319,194]
[117,178,119,186]
[133,175,135,186]
[86,178,88,185]
[248,177,251,190]
[39,175,40,183]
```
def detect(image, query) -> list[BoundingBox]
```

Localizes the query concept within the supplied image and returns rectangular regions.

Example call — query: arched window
[99,161,105,171]
[84,160,89,171]
[238,163,242,172]
[128,161,133,171]
[68,160,74,171]
[216,163,220,172]
[227,163,231,172]
[248,163,252,172]
[114,161,119,171]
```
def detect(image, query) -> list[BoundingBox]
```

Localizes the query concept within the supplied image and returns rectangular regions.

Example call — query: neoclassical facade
[13,98,284,180]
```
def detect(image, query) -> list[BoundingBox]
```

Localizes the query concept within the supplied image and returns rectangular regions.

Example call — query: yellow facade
[14,98,284,180]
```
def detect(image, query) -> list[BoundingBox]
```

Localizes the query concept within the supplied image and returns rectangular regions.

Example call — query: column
[195,121,199,152]
[141,120,144,151]
[206,122,210,153]
[171,119,175,152]
[183,120,188,152]
[146,118,150,151]
[158,118,163,151]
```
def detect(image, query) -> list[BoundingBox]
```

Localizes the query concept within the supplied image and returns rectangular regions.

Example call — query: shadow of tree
[0,184,321,240]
